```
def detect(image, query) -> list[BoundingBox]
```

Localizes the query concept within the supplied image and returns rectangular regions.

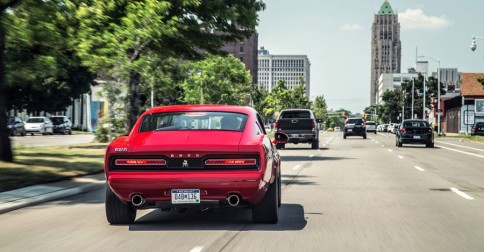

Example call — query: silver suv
[366,121,377,134]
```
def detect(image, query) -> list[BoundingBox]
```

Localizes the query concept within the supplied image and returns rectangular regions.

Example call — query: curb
[0,179,105,214]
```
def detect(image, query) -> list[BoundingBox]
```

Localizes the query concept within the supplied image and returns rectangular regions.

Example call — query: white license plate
[413,136,421,139]
[171,189,200,204]
[291,134,302,138]
[348,129,353,132]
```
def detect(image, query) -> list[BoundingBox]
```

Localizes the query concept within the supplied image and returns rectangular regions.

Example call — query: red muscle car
[104,105,281,224]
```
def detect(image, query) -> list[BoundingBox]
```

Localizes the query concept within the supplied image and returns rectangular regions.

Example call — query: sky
[256,0,484,113]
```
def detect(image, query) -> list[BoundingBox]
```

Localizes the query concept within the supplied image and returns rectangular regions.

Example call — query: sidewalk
[0,173,105,214]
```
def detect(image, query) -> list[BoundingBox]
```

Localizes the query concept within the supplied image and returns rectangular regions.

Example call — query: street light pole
[419,55,441,135]
[470,36,484,51]
[412,78,414,119]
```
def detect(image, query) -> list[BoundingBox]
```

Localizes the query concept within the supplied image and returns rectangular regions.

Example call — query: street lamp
[419,55,441,135]
[470,36,484,51]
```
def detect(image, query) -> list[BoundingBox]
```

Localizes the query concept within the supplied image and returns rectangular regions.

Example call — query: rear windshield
[27,118,44,123]
[139,112,248,132]
[402,121,429,128]
[366,122,376,125]
[346,119,363,124]
[50,117,64,124]
[476,123,484,130]
[280,111,310,119]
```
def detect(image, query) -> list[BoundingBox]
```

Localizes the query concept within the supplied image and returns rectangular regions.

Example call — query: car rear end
[344,118,367,139]
[471,122,484,136]
[275,110,318,145]
[397,120,433,147]
[366,121,377,134]
[104,107,281,224]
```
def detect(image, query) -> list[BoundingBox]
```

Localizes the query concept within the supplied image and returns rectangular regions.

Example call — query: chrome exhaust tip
[227,194,240,207]
[131,194,145,207]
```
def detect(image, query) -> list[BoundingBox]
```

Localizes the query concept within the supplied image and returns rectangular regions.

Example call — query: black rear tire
[363,134,367,139]
[311,139,319,149]
[275,143,281,149]
[343,134,347,139]
[397,139,402,147]
[252,177,279,224]
[105,185,136,225]
[426,142,434,148]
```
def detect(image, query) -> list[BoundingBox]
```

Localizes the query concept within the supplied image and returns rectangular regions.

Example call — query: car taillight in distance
[205,158,257,166]
[400,128,406,134]
[274,120,279,129]
[312,119,316,129]
[115,159,167,166]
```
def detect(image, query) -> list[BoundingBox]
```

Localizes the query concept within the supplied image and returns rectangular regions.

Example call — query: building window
[240,46,244,53]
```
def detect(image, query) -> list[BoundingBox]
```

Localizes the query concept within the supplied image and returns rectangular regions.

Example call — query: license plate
[291,134,302,138]
[348,129,353,132]
[171,189,200,204]
[413,136,421,139]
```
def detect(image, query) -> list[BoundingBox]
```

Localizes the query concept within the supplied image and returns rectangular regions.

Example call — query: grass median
[0,143,107,192]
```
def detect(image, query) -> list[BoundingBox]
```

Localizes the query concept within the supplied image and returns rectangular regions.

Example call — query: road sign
[436,109,443,116]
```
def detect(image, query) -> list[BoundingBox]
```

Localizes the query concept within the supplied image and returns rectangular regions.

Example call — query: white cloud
[399,9,453,30]
[341,24,363,31]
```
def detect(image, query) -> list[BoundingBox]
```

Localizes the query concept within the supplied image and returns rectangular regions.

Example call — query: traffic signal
[363,113,367,119]
[341,112,345,117]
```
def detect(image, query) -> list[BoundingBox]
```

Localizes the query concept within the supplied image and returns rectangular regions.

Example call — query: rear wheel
[105,185,136,225]
[426,142,434,148]
[397,138,402,147]
[363,134,367,139]
[311,139,319,149]
[252,177,279,224]
[343,134,347,139]
[275,143,282,149]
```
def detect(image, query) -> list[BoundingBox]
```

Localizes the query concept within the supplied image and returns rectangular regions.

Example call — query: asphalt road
[10,133,95,147]
[1,132,484,251]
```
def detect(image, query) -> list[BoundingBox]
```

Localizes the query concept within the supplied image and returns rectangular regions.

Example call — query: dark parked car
[343,118,366,139]
[50,116,72,134]
[7,116,26,136]
[396,119,434,148]
[471,122,484,136]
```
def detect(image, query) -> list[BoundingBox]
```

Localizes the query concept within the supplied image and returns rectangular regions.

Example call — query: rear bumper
[277,130,318,143]
[400,135,432,144]
[344,129,366,136]
[107,171,268,206]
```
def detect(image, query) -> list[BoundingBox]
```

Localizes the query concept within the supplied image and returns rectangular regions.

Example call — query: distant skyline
[256,0,484,113]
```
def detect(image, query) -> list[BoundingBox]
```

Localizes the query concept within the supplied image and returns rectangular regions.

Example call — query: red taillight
[428,128,433,134]
[400,128,406,134]
[312,119,316,129]
[115,159,166,166]
[274,120,279,129]
[205,158,257,166]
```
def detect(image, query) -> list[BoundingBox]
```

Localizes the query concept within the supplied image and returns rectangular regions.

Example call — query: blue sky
[256,0,484,113]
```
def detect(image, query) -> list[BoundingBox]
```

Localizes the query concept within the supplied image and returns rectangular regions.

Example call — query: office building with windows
[257,48,311,97]
[370,0,402,105]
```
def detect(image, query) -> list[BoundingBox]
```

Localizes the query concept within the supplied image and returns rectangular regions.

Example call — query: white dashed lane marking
[414,166,425,172]
[190,246,204,252]
[293,165,301,170]
[450,188,475,200]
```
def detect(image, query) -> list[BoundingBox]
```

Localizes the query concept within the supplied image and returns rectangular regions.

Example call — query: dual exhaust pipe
[227,194,240,207]
[131,194,145,207]
[131,193,241,207]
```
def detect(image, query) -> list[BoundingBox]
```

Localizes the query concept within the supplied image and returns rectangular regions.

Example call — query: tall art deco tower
[370,0,401,105]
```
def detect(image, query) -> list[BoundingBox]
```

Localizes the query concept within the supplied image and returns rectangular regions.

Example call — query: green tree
[180,55,252,105]
[1,0,24,162]
[381,89,403,123]
[478,77,484,89]
[312,95,328,123]
[72,0,265,130]
[4,0,95,114]
[252,87,269,120]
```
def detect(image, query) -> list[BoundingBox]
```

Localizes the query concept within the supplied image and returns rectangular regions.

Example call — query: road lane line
[375,141,379,144]
[398,155,404,159]
[309,154,314,158]
[293,165,301,170]
[381,145,385,147]
[190,246,204,252]
[414,166,425,172]
[436,145,484,159]
[450,188,475,200]
[388,149,393,152]
[435,141,484,152]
